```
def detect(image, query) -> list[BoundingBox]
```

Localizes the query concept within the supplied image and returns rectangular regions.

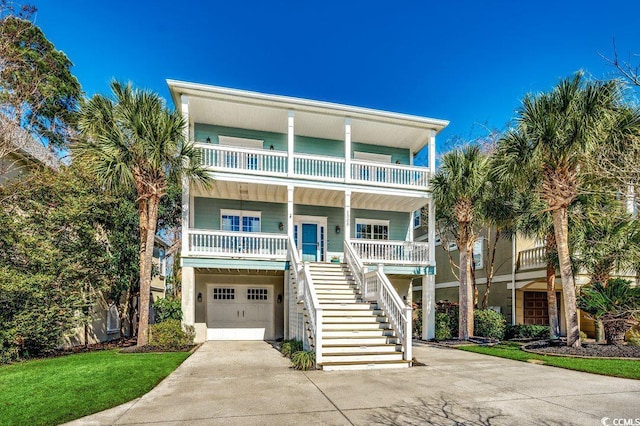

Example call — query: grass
[460,342,640,380]
[0,349,190,426]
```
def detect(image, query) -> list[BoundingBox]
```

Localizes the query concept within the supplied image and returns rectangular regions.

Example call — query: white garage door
[206,285,274,340]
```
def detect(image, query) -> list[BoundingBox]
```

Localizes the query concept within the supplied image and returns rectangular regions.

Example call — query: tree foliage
[0,5,81,160]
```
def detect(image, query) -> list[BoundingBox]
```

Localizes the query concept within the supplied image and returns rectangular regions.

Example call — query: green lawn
[460,343,640,380]
[0,350,190,426]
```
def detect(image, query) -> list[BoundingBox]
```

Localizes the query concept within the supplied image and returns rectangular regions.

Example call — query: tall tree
[0,4,81,169]
[432,145,490,339]
[74,81,209,346]
[493,73,630,347]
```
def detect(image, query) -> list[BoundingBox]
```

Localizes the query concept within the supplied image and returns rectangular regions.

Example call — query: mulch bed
[51,337,138,357]
[524,341,640,359]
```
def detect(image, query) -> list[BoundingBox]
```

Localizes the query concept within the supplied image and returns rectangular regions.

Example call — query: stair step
[315,289,357,295]
[316,295,357,301]
[320,303,377,310]
[322,352,404,363]
[323,336,396,345]
[314,284,356,289]
[323,329,394,337]
[322,316,383,323]
[322,310,383,317]
[320,360,411,371]
[321,322,390,330]
[321,344,401,353]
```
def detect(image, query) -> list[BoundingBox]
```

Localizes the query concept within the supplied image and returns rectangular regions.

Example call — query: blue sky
[35,1,640,157]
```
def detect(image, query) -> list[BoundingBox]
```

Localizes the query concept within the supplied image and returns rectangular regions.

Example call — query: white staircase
[306,263,410,371]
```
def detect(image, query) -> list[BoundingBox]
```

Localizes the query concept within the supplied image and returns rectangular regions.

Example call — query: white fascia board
[166,79,449,133]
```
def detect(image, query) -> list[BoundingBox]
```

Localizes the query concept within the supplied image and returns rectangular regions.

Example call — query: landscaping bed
[524,341,640,359]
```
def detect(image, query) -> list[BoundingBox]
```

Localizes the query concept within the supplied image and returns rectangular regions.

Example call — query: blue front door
[301,223,318,261]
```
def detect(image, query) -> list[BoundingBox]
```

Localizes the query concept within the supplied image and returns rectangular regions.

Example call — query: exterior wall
[194,272,285,342]
[194,197,288,234]
[351,208,410,240]
[434,281,513,324]
[193,123,411,164]
[294,204,344,253]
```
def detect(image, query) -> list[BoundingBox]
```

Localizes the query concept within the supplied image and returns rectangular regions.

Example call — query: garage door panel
[206,284,274,341]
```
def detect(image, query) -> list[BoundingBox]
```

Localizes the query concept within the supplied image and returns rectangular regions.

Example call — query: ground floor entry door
[206,284,274,340]
[301,223,318,261]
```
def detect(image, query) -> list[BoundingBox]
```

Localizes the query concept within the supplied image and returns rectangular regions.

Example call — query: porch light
[206,137,211,143]
[279,222,284,231]
[335,225,341,234]
[197,292,202,303]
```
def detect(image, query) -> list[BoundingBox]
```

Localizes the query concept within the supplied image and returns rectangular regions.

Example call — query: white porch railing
[290,236,323,366]
[187,229,288,259]
[293,153,345,182]
[196,143,288,176]
[351,160,430,189]
[349,239,430,265]
[517,246,546,270]
[344,241,412,362]
[196,143,430,189]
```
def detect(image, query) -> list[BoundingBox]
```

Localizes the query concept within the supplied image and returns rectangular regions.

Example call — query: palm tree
[432,145,490,339]
[73,81,209,346]
[493,73,625,347]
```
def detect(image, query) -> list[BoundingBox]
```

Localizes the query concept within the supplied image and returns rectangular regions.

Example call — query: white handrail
[196,143,288,176]
[373,269,412,362]
[350,239,430,265]
[293,152,346,182]
[517,246,546,270]
[351,160,430,188]
[345,241,412,362]
[188,229,287,259]
[289,236,323,366]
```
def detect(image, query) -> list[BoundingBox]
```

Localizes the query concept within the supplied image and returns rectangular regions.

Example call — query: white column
[182,266,196,328]
[428,129,436,176]
[287,184,294,239]
[180,95,190,259]
[422,274,435,340]
[409,149,414,166]
[407,211,414,242]
[345,118,352,182]
[428,199,436,267]
[344,189,351,242]
[288,111,295,177]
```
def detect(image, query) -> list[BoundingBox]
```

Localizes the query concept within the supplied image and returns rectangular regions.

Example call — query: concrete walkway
[67,341,640,425]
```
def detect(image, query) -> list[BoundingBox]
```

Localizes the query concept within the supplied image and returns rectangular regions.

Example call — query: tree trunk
[137,194,161,347]
[459,244,469,340]
[546,261,560,339]
[471,257,478,309]
[481,231,499,310]
[551,208,581,347]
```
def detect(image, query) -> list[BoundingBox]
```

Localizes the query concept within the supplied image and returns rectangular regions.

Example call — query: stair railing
[346,240,412,362]
[289,236,323,366]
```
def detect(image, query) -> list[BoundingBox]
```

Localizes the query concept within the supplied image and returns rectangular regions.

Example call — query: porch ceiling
[194,268,285,276]
[192,182,427,212]
[168,80,448,152]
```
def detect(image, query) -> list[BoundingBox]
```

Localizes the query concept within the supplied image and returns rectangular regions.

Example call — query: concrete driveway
[68,341,640,425]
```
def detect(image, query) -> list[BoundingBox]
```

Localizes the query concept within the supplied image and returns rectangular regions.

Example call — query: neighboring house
[416,228,636,338]
[168,80,447,370]
[0,121,59,182]
[151,235,171,301]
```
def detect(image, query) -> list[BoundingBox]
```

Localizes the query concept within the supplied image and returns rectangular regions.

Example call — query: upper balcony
[196,142,431,190]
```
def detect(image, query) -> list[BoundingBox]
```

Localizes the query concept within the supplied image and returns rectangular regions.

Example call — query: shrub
[436,302,459,338]
[505,324,550,340]
[152,297,182,323]
[281,339,303,358]
[291,350,315,370]
[627,329,640,347]
[412,307,422,338]
[474,309,506,340]
[435,313,452,340]
[148,319,194,349]
[579,331,588,341]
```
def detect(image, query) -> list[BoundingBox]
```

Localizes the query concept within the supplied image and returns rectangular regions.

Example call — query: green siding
[194,124,288,151]
[294,204,345,252]
[183,257,287,270]
[193,123,411,164]
[194,197,287,234]
[352,142,410,164]
[294,135,345,157]
[351,209,410,241]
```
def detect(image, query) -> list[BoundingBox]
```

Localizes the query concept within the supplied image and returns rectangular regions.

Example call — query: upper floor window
[221,210,261,232]
[355,218,389,240]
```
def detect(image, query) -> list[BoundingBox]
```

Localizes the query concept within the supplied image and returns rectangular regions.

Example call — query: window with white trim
[413,210,421,229]
[221,210,261,232]
[355,219,389,240]
[106,304,120,333]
